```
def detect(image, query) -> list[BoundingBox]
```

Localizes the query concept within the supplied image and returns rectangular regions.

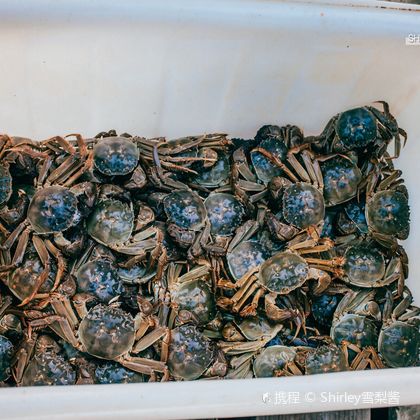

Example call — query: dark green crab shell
[253,345,296,378]
[204,193,245,236]
[0,335,14,381]
[94,361,145,384]
[87,199,134,246]
[335,107,377,150]
[282,183,325,229]
[321,156,362,207]
[21,351,76,386]
[331,314,378,349]
[93,137,140,176]
[366,190,410,239]
[250,137,288,183]
[76,259,123,304]
[378,321,419,368]
[343,244,386,287]
[192,153,230,188]
[167,324,213,380]
[78,304,135,360]
[170,279,216,325]
[305,344,348,375]
[27,186,79,234]
[259,252,309,294]
[163,190,207,231]
[227,241,269,281]
[0,164,12,206]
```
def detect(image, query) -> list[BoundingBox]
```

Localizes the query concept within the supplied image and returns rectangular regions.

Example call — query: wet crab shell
[78,304,135,360]
[167,324,214,380]
[331,314,378,349]
[253,345,296,378]
[171,279,216,325]
[250,137,288,183]
[236,316,279,341]
[94,361,145,384]
[259,252,309,294]
[87,199,134,246]
[366,190,410,239]
[93,137,140,176]
[282,183,325,229]
[21,351,76,386]
[342,244,386,288]
[335,107,377,150]
[311,294,341,328]
[378,321,419,368]
[192,152,230,188]
[27,186,79,234]
[305,344,348,374]
[163,190,207,231]
[0,163,12,206]
[321,156,362,207]
[76,259,123,304]
[8,250,55,301]
[204,193,245,236]
[0,335,14,381]
[227,241,269,281]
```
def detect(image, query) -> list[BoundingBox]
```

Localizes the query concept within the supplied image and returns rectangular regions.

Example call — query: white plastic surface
[1,0,420,418]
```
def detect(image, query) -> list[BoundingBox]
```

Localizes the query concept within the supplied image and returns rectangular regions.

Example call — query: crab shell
[331,314,378,350]
[378,321,419,368]
[335,107,378,150]
[27,186,79,234]
[305,344,348,374]
[321,156,362,207]
[366,190,410,240]
[21,351,76,386]
[78,304,135,360]
[282,183,325,229]
[93,137,140,176]
[170,279,216,325]
[258,252,309,294]
[226,241,269,281]
[167,324,214,380]
[0,163,12,206]
[87,198,134,246]
[0,335,14,381]
[253,345,296,378]
[94,361,145,384]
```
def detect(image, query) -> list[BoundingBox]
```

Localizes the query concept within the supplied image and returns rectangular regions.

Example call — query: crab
[378,289,420,368]
[311,102,407,159]
[319,155,362,207]
[305,344,348,374]
[190,150,230,190]
[72,244,123,304]
[163,189,207,248]
[86,186,161,258]
[166,261,216,326]
[365,166,410,247]
[19,334,76,386]
[330,290,381,365]
[0,334,14,381]
[167,324,226,380]
[219,247,335,320]
[94,361,145,384]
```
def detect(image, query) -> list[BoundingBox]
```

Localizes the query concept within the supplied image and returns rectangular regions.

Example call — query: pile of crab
[0,102,418,386]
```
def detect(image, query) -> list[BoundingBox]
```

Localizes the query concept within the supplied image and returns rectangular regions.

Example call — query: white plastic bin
[0,0,420,418]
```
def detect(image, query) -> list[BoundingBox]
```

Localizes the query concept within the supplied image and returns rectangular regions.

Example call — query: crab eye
[93,137,139,176]
[27,186,78,233]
